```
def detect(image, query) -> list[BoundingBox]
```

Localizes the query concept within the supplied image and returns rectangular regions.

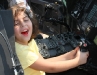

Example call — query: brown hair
[10,6,40,42]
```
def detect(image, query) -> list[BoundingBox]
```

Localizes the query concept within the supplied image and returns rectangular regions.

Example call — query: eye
[14,22,19,26]
[24,19,29,22]
[24,16,29,22]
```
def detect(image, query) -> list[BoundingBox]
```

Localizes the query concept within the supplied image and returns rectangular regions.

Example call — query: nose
[20,21,26,27]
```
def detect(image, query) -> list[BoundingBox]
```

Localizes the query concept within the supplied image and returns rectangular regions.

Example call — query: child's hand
[75,49,89,65]
[64,47,79,60]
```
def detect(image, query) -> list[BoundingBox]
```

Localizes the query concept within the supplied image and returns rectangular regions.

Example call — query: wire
[31,3,43,16]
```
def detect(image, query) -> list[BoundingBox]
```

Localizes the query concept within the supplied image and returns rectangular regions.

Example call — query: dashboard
[33,0,97,75]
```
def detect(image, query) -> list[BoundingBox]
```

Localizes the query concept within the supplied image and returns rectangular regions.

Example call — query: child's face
[14,11,33,45]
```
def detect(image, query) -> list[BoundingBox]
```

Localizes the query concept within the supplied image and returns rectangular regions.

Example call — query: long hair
[10,6,40,42]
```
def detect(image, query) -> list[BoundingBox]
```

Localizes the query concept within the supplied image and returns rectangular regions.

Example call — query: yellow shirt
[15,39,45,75]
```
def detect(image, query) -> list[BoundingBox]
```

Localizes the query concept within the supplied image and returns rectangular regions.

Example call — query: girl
[11,6,89,75]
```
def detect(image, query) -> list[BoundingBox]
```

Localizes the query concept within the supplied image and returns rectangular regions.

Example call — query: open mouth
[21,30,29,36]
